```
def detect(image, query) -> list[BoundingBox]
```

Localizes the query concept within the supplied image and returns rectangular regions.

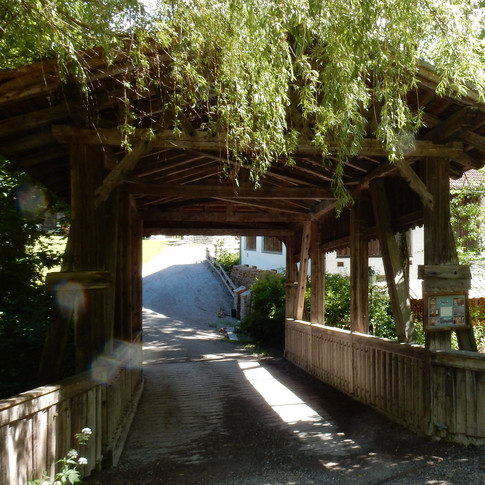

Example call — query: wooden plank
[45,271,112,290]
[370,178,414,343]
[295,222,311,320]
[418,265,472,280]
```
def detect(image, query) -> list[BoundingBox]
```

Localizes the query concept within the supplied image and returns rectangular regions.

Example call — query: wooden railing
[430,349,485,444]
[285,319,485,444]
[0,333,143,484]
[205,248,237,296]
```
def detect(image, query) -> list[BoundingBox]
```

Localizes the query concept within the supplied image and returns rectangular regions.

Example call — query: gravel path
[89,244,485,485]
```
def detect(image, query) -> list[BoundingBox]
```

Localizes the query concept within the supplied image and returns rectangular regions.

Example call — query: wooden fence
[286,319,485,444]
[0,333,143,484]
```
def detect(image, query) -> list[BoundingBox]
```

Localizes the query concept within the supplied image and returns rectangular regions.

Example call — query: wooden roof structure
[1,52,485,251]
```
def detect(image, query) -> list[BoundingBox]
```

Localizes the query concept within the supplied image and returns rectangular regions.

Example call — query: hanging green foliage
[1,0,485,204]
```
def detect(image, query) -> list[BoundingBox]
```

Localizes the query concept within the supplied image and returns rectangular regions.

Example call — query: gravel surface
[89,244,485,485]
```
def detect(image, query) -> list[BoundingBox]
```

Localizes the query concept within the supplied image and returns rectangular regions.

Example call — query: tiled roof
[450,169,484,189]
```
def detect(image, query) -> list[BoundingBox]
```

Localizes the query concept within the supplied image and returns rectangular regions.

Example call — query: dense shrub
[239,270,406,348]
[238,272,286,347]
[0,159,65,397]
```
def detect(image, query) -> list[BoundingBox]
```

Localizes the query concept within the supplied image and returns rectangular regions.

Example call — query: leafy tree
[0,0,145,70]
[1,1,485,204]
[0,159,65,397]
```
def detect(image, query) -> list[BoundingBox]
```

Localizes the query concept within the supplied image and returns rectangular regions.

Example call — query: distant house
[240,170,485,298]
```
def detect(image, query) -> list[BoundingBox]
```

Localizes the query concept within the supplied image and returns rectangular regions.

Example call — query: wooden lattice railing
[0,333,143,484]
[286,319,485,444]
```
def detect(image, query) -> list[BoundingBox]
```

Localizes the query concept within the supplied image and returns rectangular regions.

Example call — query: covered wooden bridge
[2,50,485,482]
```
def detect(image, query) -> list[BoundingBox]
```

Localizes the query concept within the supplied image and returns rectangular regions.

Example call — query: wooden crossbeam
[52,125,465,159]
[127,183,337,199]
[140,208,310,223]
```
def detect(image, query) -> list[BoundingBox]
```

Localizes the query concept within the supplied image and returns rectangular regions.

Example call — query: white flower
[41,481,50,485]
[78,457,88,465]
[81,427,92,435]
[67,449,78,459]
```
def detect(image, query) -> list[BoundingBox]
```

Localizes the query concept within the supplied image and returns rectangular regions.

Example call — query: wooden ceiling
[1,52,485,249]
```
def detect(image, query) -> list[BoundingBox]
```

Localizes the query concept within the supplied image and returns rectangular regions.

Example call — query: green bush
[238,272,286,347]
[238,269,420,350]
[214,238,239,274]
[324,273,351,328]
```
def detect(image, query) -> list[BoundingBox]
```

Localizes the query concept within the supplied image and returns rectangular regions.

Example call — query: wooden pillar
[132,213,143,334]
[295,222,311,321]
[424,158,476,351]
[370,178,415,343]
[350,198,369,333]
[284,236,298,320]
[70,144,109,372]
[310,222,325,324]
[115,192,134,341]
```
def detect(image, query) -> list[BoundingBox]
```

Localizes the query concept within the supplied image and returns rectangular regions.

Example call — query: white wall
[240,237,287,271]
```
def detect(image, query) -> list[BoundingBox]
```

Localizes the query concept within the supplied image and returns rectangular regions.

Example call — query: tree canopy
[2,0,485,197]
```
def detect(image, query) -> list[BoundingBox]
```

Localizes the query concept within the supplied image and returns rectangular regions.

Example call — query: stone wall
[230,265,277,288]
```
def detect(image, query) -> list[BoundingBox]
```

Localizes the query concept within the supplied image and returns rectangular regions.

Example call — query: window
[263,236,282,253]
[245,236,256,250]
[368,239,381,257]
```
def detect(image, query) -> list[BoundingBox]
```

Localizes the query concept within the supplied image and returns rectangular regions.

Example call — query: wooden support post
[295,222,311,321]
[370,178,415,343]
[310,222,325,325]
[284,236,298,320]
[350,198,369,333]
[424,158,477,351]
[132,212,143,334]
[115,192,134,341]
[39,144,123,381]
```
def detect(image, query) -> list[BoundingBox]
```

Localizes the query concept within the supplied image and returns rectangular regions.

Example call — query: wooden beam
[395,159,433,209]
[284,236,298,320]
[128,183,337,199]
[310,222,325,324]
[140,208,310,223]
[52,125,466,159]
[424,106,482,143]
[0,105,67,138]
[143,227,293,237]
[95,137,155,206]
[212,197,309,214]
[295,222,311,320]
[424,158,477,351]
[350,198,369,333]
[45,271,112,290]
[370,179,415,343]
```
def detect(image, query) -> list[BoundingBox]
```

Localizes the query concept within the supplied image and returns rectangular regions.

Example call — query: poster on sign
[424,292,470,332]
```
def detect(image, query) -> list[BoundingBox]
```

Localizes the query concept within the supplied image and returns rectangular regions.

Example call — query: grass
[142,239,168,264]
